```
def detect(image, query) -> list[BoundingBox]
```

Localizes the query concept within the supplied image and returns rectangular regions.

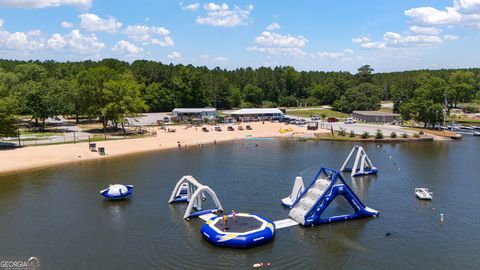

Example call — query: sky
[0,0,479,72]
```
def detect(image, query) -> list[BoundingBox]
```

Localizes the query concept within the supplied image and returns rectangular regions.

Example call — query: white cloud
[195,53,228,65]
[27,29,41,36]
[0,0,92,9]
[254,31,307,48]
[0,29,44,50]
[47,33,66,50]
[265,22,280,31]
[443,34,459,40]
[47,29,105,53]
[196,3,253,27]
[180,2,199,11]
[248,31,308,56]
[167,51,182,60]
[112,40,143,55]
[352,37,370,43]
[360,41,386,49]
[78,13,122,32]
[61,21,73,28]
[214,56,228,62]
[124,25,174,46]
[312,49,354,60]
[354,31,455,49]
[405,0,480,28]
[409,25,442,35]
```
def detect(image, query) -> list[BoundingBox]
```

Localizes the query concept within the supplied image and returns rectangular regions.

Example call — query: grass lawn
[286,109,349,119]
[20,131,64,137]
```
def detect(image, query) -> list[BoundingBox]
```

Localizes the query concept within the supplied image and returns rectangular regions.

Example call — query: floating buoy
[267,262,271,266]
[440,213,444,222]
[385,232,392,237]
[432,208,436,212]
[253,262,263,268]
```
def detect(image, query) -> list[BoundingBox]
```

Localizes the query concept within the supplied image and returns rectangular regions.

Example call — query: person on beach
[222,212,228,231]
[231,210,237,223]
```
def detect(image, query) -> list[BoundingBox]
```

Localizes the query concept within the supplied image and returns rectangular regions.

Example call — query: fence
[0,127,157,147]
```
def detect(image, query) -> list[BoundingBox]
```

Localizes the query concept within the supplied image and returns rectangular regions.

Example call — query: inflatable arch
[340,145,377,177]
[168,175,223,219]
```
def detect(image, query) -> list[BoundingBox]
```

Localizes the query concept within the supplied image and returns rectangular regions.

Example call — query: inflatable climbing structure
[287,167,379,226]
[340,145,378,177]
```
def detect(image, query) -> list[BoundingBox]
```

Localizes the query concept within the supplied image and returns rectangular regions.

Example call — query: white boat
[415,188,433,200]
[474,131,480,136]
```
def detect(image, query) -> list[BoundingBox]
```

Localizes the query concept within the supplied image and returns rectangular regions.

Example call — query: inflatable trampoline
[100,184,133,200]
[201,213,275,248]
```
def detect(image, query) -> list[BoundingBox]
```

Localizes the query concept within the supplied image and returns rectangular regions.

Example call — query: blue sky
[0,0,479,72]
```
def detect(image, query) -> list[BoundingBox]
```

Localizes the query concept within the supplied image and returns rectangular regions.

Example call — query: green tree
[448,71,475,106]
[102,78,148,134]
[76,66,118,129]
[243,84,263,106]
[0,97,17,138]
[356,65,374,83]
[144,82,176,112]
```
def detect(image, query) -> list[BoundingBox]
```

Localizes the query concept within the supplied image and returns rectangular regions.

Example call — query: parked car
[227,126,234,131]
[214,126,222,131]
[289,119,299,125]
[327,117,339,123]
[344,118,356,124]
[297,119,307,125]
[238,125,244,130]
[246,125,252,130]
[202,126,209,132]
[163,116,170,122]
[311,115,320,121]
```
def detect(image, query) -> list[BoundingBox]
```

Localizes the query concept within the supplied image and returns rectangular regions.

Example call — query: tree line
[0,58,479,137]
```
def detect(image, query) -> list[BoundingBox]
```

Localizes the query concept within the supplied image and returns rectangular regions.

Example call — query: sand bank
[0,122,327,175]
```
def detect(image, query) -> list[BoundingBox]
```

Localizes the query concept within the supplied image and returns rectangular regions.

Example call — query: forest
[0,58,479,137]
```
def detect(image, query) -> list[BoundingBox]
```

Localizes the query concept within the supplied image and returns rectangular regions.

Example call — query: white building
[172,108,217,120]
[230,108,284,121]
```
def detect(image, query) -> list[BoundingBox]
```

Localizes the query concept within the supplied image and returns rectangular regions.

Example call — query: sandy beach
[0,122,327,175]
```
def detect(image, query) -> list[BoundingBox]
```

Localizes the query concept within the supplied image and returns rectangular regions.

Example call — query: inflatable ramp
[288,167,378,226]
[340,145,377,177]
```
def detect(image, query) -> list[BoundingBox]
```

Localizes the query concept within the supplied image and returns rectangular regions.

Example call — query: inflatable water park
[168,145,380,248]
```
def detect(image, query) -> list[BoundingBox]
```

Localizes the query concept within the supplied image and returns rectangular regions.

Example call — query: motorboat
[415,188,433,200]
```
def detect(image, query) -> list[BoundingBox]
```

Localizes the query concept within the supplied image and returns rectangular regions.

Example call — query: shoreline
[0,122,325,176]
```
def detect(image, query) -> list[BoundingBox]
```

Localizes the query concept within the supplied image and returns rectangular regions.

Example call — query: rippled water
[0,137,479,269]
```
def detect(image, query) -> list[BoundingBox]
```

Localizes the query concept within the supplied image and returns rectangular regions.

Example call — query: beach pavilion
[229,108,285,122]
[172,108,217,121]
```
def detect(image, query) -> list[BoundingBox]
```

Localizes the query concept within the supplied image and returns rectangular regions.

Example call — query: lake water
[1,137,479,269]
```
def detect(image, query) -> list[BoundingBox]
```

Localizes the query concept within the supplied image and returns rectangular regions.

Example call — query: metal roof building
[230,108,284,121]
[172,108,217,119]
[351,111,400,123]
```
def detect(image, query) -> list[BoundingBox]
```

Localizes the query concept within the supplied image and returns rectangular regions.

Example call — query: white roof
[172,108,216,113]
[230,108,284,115]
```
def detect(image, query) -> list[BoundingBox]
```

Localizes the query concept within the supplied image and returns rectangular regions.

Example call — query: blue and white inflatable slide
[285,167,379,226]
